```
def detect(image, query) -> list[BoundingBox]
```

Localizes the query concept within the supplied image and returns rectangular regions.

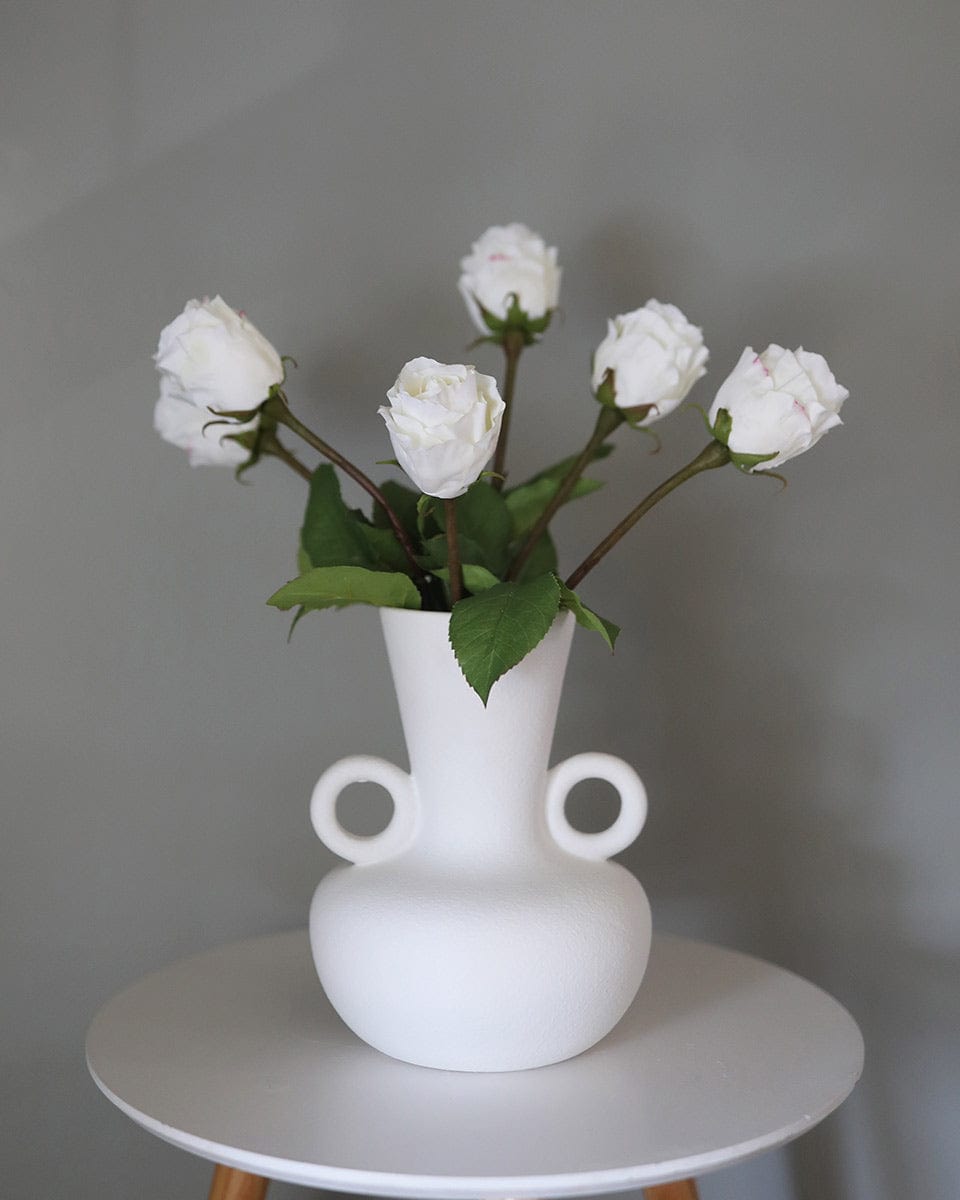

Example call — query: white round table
[86,931,862,1200]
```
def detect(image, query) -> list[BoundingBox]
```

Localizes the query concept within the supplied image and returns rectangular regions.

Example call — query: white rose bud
[458,223,561,332]
[379,358,505,499]
[709,345,848,471]
[591,299,708,424]
[153,375,259,467]
[153,296,283,464]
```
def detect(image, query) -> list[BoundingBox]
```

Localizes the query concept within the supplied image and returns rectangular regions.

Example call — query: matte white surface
[86,931,863,1196]
[309,610,651,1071]
[8,8,954,1198]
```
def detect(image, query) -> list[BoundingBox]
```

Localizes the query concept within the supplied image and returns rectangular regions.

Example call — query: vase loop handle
[545,752,647,860]
[311,755,419,865]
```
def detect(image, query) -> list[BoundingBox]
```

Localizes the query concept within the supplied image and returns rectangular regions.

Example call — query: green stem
[265,436,313,482]
[271,395,427,586]
[491,331,524,491]
[565,441,731,591]
[444,498,462,605]
[506,404,624,582]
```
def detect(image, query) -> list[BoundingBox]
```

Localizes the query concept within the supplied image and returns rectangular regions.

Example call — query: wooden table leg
[207,1163,269,1200]
[643,1180,700,1200]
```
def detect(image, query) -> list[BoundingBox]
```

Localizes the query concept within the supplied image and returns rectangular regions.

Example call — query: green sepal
[416,493,441,541]
[473,293,556,346]
[621,403,658,429]
[220,427,261,480]
[204,406,263,424]
[708,407,778,472]
[477,299,507,334]
[594,369,618,409]
[267,566,422,613]
[448,574,561,705]
[557,581,619,652]
[731,452,782,475]
[204,394,278,480]
[711,407,733,446]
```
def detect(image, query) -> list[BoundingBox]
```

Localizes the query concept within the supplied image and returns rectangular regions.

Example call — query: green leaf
[505,474,604,541]
[300,465,374,569]
[449,574,561,705]
[287,606,308,641]
[512,443,615,492]
[432,563,501,595]
[557,581,620,652]
[438,482,513,575]
[504,445,613,538]
[513,530,558,583]
[418,533,488,572]
[359,524,413,573]
[462,564,501,593]
[267,566,422,613]
[372,480,420,541]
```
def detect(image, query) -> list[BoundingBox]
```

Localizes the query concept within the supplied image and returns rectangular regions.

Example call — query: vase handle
[545,752,647,860]
[310,755,419,865]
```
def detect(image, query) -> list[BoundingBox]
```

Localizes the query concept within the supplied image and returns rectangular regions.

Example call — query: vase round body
[309,608,651,1072]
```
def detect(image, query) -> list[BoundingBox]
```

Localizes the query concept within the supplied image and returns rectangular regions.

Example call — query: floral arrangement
[154,223,848,703]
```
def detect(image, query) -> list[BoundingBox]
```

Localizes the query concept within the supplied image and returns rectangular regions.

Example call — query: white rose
[458,223,561,332]
[709,345,848,470]
[379,358,505,499]
[155,294,282,417]
[153,374,259,467]
[591,299,708,423]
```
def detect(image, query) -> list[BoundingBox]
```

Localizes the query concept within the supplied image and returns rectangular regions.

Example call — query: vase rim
[378,607,576,631]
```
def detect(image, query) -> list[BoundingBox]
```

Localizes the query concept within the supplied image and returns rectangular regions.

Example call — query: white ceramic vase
[308,608,651,1072]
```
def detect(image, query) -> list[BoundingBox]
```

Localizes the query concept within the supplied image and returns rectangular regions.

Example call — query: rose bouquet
[155,223,848,703]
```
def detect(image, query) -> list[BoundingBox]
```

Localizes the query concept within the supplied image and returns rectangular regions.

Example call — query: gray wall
[2,2,957,1197]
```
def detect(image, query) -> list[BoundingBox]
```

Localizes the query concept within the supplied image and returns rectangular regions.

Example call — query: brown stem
[272,396,426,585]
[491,331,524,491]
[506,404,624,581]
[444,498,462,605]
[565,441,731,591]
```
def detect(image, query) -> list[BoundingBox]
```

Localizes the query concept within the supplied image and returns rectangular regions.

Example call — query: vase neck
[380,610,575,860]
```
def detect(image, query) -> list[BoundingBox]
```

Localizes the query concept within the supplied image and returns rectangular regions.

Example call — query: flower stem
[491,331,524,491]
[444,498,463,605]
[271,395,427,586]
[266,437,313,481]
[565,441,731,590]
[506,404,624,581]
